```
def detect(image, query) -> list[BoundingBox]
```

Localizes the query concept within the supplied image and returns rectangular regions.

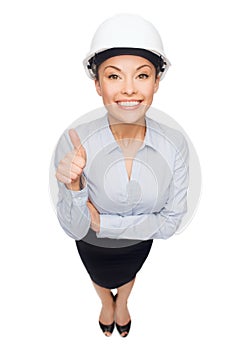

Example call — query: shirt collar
[104,114,157,153]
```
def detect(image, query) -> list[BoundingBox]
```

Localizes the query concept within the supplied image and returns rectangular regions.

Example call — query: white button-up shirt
[54,114,189,245]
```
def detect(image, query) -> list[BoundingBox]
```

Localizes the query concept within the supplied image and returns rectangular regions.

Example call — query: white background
[1,0,251,349]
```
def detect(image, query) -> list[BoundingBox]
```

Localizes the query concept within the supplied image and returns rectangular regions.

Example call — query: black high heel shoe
[99,320,115,336]
[116,320,131,337]
[114,294,131,337]
[99,292,116,336]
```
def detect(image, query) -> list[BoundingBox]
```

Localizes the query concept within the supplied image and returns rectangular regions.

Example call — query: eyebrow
[136,64,152,71]
[104,65,121,72]
[103,64,152,72]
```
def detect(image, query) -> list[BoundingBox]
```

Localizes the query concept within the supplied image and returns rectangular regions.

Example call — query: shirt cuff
[70,186,89,206]
[98,214,122,238]
[59,183,89,206]
[98,215,107,237]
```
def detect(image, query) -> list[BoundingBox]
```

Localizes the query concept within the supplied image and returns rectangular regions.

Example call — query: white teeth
[118,101,140,107]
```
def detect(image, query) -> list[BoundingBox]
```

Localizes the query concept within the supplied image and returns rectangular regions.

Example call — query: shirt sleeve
[98,135,189,240]
[54,131,91,240]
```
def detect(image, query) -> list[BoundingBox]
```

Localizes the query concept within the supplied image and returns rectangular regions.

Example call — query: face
[95,55,160,125]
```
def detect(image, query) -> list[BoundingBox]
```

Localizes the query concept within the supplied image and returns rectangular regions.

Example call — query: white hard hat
[83,14,171,80]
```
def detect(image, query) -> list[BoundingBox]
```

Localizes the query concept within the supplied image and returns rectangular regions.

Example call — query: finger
[86,201,93,209]
[58,155,85,175]
[69,128,83,151]
[57,167,79,182]
[57,165,82,180]
[56,172,72,184]
[66,152,86,168]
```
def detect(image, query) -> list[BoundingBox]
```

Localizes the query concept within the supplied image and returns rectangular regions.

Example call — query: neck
[108,115,146,140]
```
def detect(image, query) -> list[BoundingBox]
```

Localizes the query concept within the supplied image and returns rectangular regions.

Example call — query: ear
[154,76,160,93]
[95,79,102,96]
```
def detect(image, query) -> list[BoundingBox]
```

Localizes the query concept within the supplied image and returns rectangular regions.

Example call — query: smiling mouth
[116,100,143,108]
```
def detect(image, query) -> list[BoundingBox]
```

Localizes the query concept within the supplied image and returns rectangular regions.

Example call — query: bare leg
[115,278,136,337]
[92,282,115,336]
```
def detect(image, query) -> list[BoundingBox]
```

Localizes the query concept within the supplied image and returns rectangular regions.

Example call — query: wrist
[66,179,81,191]
[66,175,85,191]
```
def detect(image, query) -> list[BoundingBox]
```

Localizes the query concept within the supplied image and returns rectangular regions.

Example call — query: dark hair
[88,47,166,79]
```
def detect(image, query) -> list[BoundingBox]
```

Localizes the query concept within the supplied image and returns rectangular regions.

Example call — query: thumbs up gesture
[56,129,87,191]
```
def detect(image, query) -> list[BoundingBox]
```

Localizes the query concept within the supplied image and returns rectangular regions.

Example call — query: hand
[87,199,100,233]
[56,129,87,191]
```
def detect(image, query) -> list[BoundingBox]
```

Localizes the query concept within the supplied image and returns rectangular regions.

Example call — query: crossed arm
[55,131,189,241]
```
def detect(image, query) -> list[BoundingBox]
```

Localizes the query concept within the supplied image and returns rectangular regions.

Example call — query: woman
[54,14,189,337]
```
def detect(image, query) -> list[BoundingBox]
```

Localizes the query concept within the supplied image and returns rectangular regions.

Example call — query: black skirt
[76,239,153,289]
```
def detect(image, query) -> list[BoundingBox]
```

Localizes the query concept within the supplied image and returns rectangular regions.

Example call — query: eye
[138,73,149,79]
[108,74,120,80]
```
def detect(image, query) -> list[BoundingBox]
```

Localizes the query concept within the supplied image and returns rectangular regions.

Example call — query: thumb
[69,128,83,151]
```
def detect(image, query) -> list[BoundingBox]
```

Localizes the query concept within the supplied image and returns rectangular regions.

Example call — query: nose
[121,77,137,95]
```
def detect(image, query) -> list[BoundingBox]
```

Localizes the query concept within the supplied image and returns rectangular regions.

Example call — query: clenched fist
[56,129,87,191]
